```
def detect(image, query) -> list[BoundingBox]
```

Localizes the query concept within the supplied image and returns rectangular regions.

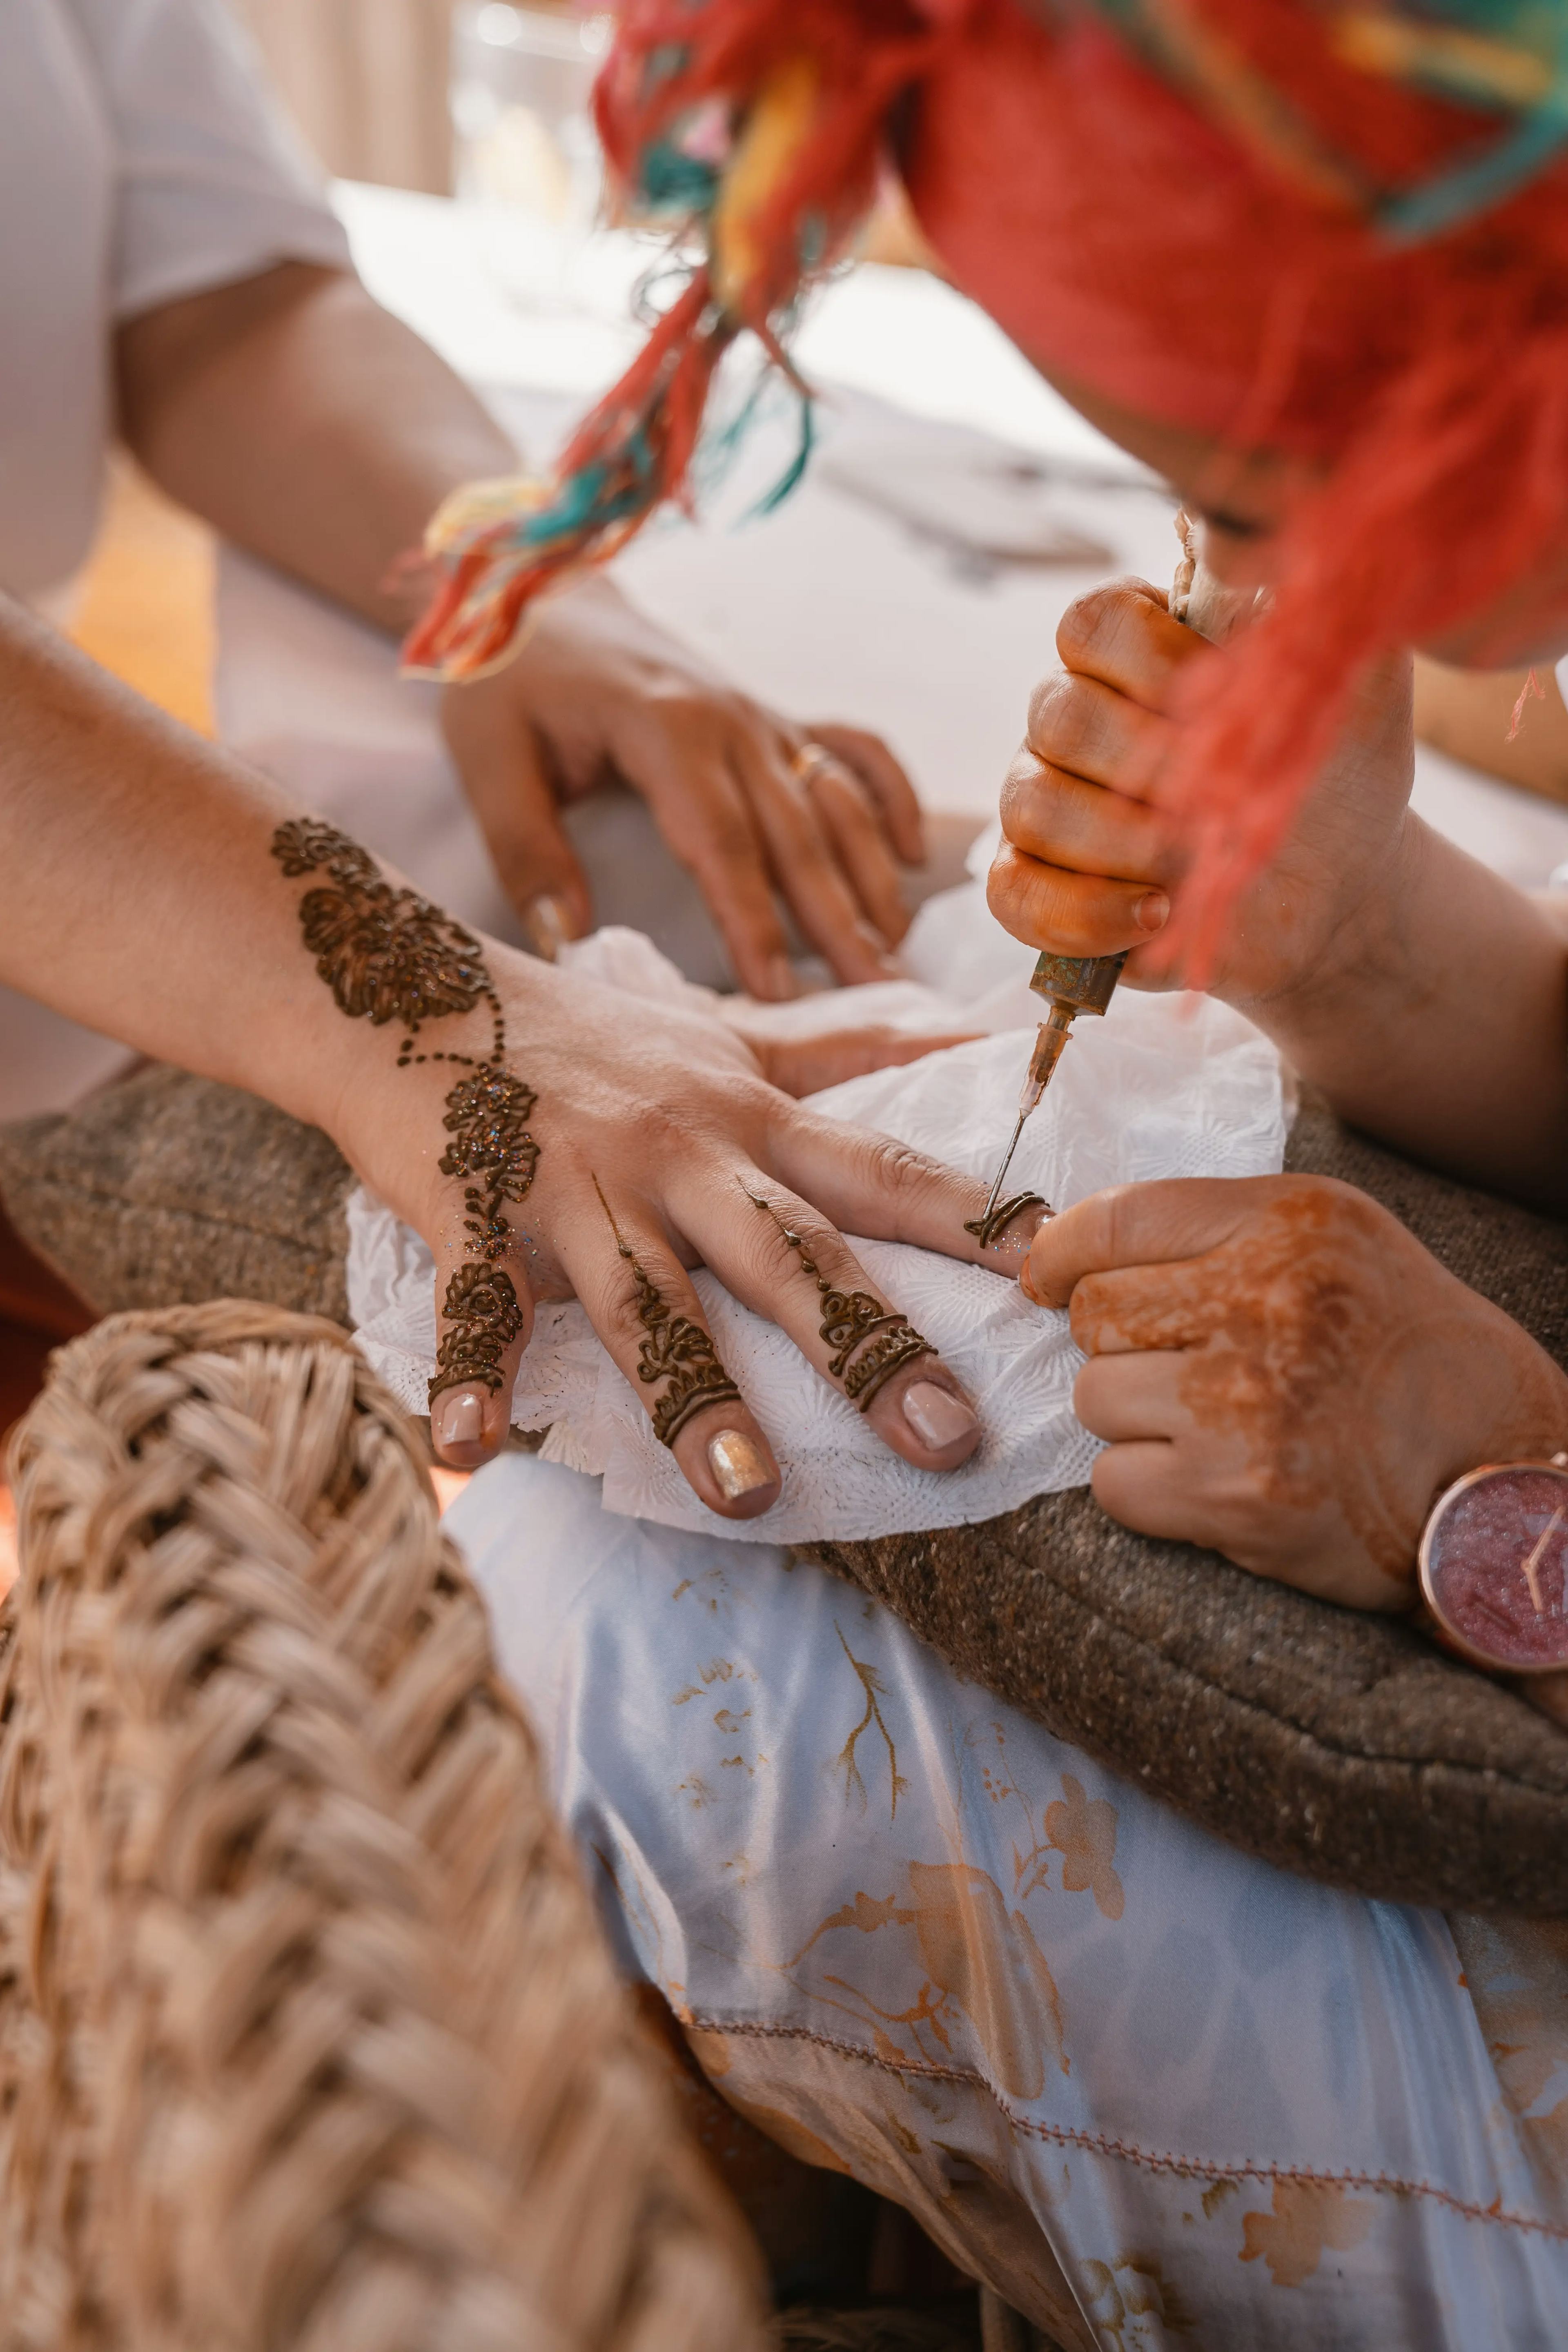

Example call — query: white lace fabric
[347,908,1286,1543]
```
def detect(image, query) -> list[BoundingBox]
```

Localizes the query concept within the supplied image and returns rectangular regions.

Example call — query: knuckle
[1027,675,1098,768]
[862,1132,947,1207]
[984,850,1103,956]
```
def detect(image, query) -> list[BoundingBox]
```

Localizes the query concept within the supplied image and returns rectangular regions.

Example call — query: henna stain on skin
[591,1175,743,1447]
[270,819,535,1408]
[1075,1182,1490,1584]
[748,1190,931,1410]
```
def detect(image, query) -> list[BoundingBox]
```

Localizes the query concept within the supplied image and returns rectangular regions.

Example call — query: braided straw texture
[0,1301,764,2352]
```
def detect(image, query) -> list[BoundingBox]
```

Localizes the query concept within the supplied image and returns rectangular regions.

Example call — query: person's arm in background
[114,261,923,996]
[987,581,1568,1212]
[1413,655,1568,805]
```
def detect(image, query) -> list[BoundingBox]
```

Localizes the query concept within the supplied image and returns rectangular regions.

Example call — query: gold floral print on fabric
[270,819,536,1408]
[1238,2180,1377,2287]
[1447,1914,1568,2202]
[788,1861,1068,2101]
[1082,2254,1199,2347]
[1045,1774,1125,1921]
[592,1176,743,1445]
[834,1625,909,1821]
[975,1727,1126,1922]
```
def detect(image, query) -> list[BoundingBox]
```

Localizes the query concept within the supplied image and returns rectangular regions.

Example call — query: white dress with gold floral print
[450,1454,1568,2352]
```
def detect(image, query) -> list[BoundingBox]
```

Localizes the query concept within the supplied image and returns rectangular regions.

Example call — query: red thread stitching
[686,2013,1568,2243]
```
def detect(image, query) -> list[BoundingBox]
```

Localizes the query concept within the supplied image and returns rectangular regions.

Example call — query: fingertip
[1021,1224,1069,1310]
[677,1415,782,1519]
[430,1380,510,1469]
[866,1366,981,1472]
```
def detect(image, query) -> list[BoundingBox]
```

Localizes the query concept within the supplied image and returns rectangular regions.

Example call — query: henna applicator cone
[972,950,1127,1234]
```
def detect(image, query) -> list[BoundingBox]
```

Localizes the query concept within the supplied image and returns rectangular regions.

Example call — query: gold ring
[790,741,837,786]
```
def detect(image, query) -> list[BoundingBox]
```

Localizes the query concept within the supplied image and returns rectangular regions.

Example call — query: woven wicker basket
[0,1301,765,2352]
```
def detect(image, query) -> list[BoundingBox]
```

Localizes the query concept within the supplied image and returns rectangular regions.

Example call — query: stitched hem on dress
[686,2011,1568,2243]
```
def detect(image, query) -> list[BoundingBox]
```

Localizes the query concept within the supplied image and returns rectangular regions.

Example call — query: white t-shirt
[0,0,351,599]
[1,0,352,1118]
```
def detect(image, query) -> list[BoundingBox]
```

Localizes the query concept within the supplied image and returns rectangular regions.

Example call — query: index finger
[755,1108,1051,1274]
[1049,578,1208,714]
[1022,1179,1263,1310]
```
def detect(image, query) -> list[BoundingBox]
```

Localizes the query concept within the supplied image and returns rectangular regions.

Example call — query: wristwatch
[1418,1454,1568,1676]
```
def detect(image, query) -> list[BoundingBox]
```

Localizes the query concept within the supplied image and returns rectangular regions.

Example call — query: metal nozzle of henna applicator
[966,950,1128,1247]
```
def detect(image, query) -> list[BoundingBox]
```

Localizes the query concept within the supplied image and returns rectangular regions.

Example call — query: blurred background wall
[231,0,469,192]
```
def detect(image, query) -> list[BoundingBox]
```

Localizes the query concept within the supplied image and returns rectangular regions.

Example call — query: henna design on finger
[271,820,539,1412]
[439,1068,540,1258]
[432,1262,526,1394]
[965,1192,1049,1251]
[592,1178,742,1446]
[748,1191,930,1411]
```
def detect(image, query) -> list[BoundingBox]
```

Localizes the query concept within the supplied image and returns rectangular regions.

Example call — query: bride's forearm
[0,599,451,1127]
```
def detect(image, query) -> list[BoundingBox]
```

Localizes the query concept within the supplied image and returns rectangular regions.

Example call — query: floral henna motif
[749,1194,929,1411]
[439,1069,540,1259]
[270,817,490,1029]
[593,1179,742,1447]
[431,1262,526,1395]
[270,820,540,1414]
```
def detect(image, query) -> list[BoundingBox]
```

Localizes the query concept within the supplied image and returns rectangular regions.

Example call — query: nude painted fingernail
[766,954,799,1000]
[708,1428,775,1501]
[1135,890,1170,933]
[432,1385,486,1451]
[523,892,572,961]
[900,1380,979,1450]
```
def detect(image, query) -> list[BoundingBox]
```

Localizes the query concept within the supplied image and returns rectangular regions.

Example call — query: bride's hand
[321,938,1038,1516]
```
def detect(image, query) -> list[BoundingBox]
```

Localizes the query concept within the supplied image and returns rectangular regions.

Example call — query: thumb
[443,689,594,956]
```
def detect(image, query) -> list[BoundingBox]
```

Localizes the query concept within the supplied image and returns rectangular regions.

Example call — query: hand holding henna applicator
[968,516,1260,1245]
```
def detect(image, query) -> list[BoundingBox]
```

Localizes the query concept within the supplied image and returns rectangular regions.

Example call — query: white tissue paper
[348,890,1286,1543]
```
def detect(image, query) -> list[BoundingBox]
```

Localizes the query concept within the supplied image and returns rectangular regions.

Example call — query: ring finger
[696,1176,982,1472]
[563,1180,782,1519]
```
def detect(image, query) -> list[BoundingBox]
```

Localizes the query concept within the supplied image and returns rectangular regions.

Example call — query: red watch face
[1419,1463,1568,1675]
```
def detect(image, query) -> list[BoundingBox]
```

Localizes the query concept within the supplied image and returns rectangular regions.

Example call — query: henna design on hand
[271,818,491,1029]
[271,819,537,1410]
[964,1192,1048,1250]
[439,1068,540,1260]
[592,1178,742,1448]
[748,1192,930,1410]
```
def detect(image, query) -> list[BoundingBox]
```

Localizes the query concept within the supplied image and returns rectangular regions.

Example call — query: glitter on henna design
[270,819,535,1410]
[592,1177,742,1446]
[964,1192,1049,1251]
[748,1192,930,1410]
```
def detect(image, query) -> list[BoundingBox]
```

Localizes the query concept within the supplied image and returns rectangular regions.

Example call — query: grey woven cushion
[0,1065,351,1324]
[2,1065,1565,1913]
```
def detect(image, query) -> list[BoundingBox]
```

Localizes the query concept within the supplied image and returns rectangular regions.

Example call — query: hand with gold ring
[442,575,926,999]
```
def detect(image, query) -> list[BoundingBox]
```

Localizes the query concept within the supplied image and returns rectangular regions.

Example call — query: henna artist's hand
[986,578,1416,1013]
[441,575,924,998]
[1023,1174,1568,1609]
[274,823,1043,1517]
